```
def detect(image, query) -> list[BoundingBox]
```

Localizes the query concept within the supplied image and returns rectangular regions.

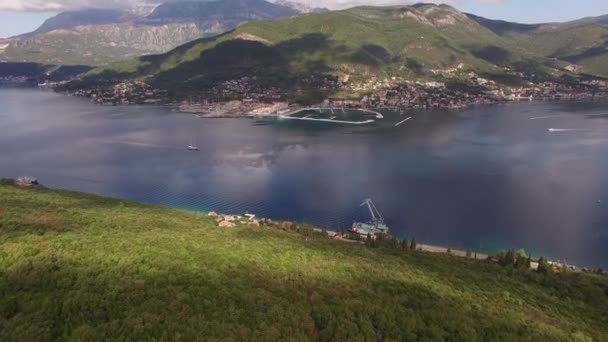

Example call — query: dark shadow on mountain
[466,13,540,36]
[0,63,47,77]
[150,33,341,105]
[143,30,236,65]
[512,59,552,80]
[479,72,526,86]
[49,65,93,82]
[301,60,332,73]
[152,39,290,91]
[561,41,608,63]
[349,44,391,66]
[277,33,330,56]
[406,58,423,72]
[471,46,511,64]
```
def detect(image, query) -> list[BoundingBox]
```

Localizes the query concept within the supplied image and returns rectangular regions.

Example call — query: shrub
[0,178,15,186]
[537,257,553,275]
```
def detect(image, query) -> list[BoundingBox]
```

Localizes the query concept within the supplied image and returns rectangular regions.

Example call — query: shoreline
[2,178,601,273]
[113,95,608,119]
[1,83,604,119]
[172,96,608,120]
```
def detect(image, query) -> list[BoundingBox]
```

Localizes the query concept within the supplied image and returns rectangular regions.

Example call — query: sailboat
[187,136,199,151]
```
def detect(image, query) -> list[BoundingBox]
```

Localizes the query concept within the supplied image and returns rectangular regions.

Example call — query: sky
[1,0,608,38]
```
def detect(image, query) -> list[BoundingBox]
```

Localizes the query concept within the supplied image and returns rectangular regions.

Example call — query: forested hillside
[1,181,607,340]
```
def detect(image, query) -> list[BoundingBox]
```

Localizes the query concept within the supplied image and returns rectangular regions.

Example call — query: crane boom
[360,198,384,223]
[351,198,390,236]
[369,199,384,222]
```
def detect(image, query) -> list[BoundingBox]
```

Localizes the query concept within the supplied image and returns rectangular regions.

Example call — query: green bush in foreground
[0,184,607,341]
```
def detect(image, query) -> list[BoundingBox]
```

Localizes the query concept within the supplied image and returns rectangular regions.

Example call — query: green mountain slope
[523,24,608,76]
[468,15,608,77]
[1,181,607,340]
[79,4,556,100]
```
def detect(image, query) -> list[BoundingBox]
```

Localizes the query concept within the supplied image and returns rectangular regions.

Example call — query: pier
[279,107,384,124]
[394,116,412,127]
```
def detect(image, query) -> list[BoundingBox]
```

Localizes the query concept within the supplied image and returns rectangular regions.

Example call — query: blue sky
[0,11,55,38]
[1,0,608,38]
[454,0,608,24]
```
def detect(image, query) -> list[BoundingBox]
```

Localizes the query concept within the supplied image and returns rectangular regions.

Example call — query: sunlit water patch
[1,89,608,267]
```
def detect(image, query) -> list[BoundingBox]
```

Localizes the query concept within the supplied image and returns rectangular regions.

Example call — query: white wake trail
[547,128,592,133]
[97,140,176,149]
[530,115,567,120]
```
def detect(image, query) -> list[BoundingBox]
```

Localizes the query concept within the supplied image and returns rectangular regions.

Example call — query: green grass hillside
[522,24,608,77]
[1,181,607,340]
[468,15,608,77]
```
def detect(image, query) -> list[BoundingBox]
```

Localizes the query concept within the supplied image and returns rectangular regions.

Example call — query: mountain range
[0,0,323,66]
[56,3,608,103]
[3,2,608,104]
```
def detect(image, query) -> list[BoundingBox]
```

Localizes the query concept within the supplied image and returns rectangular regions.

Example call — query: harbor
[278,107,384,125]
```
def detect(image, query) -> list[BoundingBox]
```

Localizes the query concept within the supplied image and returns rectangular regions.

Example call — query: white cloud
[0,0,492,12]
[0,0,147,11]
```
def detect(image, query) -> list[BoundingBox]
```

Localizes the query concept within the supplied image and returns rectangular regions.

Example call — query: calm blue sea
[2,88,608,268]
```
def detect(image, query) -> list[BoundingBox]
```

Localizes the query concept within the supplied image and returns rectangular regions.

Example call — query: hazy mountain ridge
[33,9,136,34]
[274,0,328,13]
[4,2,608,91]
[147,0,298,21]
[0,0,305,66]
[468,14,608,77]
[64,4,551,99]
[57,3,608,107]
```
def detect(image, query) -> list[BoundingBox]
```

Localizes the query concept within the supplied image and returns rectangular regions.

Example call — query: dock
[279,107,384,125]
[394,116,412,127]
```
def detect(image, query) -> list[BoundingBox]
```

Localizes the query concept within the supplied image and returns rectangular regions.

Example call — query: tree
[390,237,399,249]
[410,238,417,251]
[401,239,409,251]
[499,249,516,267]
[515,254,528,269]
[537,256,553,275]
[517,249,528,258]
[526,256,532,269]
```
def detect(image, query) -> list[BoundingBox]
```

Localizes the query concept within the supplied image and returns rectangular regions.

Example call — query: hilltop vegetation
[70,3,608,103]
[1,181,607,340]
[71,4,558,99]
[468,15,608,77]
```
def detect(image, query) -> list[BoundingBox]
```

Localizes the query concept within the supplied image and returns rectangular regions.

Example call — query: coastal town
[58,70,608,117]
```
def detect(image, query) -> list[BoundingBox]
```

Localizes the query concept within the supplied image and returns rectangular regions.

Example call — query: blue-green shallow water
[2,88,608,268]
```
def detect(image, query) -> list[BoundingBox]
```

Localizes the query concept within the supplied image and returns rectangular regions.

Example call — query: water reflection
[1,89,608,268]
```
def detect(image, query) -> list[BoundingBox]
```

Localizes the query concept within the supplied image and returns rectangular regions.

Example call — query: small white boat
[187,136,199,151]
